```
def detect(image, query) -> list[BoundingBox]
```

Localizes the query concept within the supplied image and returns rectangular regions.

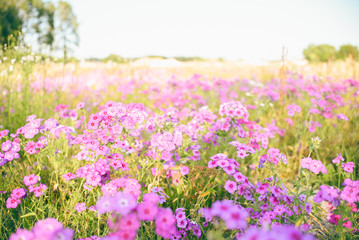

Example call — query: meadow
[0,48,358,240]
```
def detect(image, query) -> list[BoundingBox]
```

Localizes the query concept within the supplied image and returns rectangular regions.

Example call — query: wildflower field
[0,50,358,240]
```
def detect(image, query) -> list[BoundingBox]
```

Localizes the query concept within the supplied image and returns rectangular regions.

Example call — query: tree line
[0,0,78,62]
[303,44,359,63]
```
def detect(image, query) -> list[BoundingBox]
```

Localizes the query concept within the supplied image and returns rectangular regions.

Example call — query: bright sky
[53,0,359,60]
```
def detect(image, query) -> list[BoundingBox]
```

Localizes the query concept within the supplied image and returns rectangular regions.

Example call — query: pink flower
[51,228,74,240]
[237,149,248,159]
[342,162,355,173]
[137,201,158,221]
[111,230,136,240]
[340,179,359,204]
[287,109,295,116]
[175,210,186,221]
[75,202,87,213]
[6,197,20,208]
[143,192,160,204]
[300,157,312,169]
[85,172,101,186]
[23,174,39,186]
[76,102,85,109]
[219,101,249,120]
[224,180,237,194]
[180,166,189,176]
[113,192,137,215]
[155,208,176,239]
[233,172,247,183]
[208,160,218,168]
[302,158,326,174]
[11,188,27,199]
[96,196,114,214]
[285,118,293,126]
[328,214,341,225]
[211,200,233,219]
[101,183,118,197]
[336,113,349,121]
[119,213,140,231]
[249,164,256,170]
[309,160,326,174]
[222,207,248,230]
[62,172,77,181]
[9,229,34,240]
[223,165,236,175]
[177,218,187,229]
[332,154,344,164]
[1,140,13,152]
[256,183,269,195]
[33,186,44,197]
[32,218,73,239]
[343,219,352,229]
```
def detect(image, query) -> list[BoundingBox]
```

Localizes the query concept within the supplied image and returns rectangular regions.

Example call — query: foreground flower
[137,201,158,221]
[240,225,315,240]
[113,192,137,215]
[9,218,73,240]
[155,208,176,239]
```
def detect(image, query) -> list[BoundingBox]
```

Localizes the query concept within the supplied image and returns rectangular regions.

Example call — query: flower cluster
[219,101,249,121]
[287,103,302,116]
[240,225,314,240]
[173,208,201,238]
[96,191,178,240]
[342,162,355,173]
[301,157,327,174]
[1,69,358,239]
[259,148,288,168]
[9,218,73,240]
[0,138,20,166]
[229,141,255,159]
[6,174,46,209]
[201,200,249,230]
[208,153,240,177]
[332,153,345,164]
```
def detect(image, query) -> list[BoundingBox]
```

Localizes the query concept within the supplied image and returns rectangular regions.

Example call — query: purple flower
[305,202,312,214]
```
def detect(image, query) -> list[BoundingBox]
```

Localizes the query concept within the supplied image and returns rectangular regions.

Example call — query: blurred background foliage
[303,44,359,63]
[0,0,78,63]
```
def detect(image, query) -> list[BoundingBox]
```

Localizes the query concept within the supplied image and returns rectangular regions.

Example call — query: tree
[0,0,23,46]
[303,44,336,63]
[16,0,56,53]
[336,44,359,61]
[55,1,79,63]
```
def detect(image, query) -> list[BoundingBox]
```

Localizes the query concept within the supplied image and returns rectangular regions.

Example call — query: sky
[50,0,359,61]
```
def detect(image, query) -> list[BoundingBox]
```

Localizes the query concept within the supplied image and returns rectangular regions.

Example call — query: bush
[336,44,359,61]
[303,44,336,63]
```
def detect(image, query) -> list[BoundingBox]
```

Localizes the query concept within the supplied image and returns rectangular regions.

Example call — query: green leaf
[20,212,37,218]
